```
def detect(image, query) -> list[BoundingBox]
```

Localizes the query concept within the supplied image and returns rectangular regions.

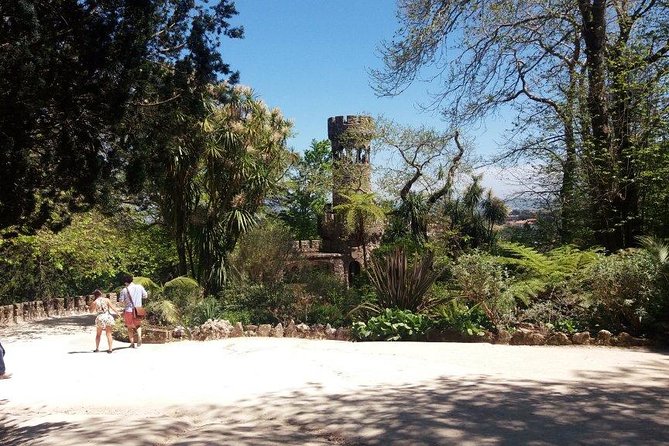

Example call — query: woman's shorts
[95,313,115,329]
[123,311,140,328]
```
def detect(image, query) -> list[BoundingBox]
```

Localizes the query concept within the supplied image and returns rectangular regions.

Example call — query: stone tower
[320,115,377,282]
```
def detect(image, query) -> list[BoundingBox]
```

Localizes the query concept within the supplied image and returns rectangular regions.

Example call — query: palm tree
[333,192,386,268]
[482,189,509,245]
[188,85,292,293]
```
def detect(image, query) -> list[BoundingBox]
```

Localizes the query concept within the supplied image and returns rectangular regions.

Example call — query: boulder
[13,303,24,323]
[596,329,613,345]
[529,332,545,345]
[494,329,512,345]
[615,332,636,347]
[143,327,172,344]
[509,329,531,345]
[271,323,284,338]
[335,327,351,341]
[324,324,337,340]
[296,323,310,338]
[230,322,244,337]
[571,332,591,345]
[546,332,571,346]
[285,320,297,338]
[0,305,14,325]
[257,324,272,337]
[172,326,186,339]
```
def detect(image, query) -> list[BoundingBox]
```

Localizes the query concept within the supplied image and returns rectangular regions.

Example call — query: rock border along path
[1,314,668,446]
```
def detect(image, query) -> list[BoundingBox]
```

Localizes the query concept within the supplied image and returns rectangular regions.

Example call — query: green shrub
[299,270,365,325]
[584,249,659,335]
[228,219,296,286]
[219,281,295,324]
[520,296,587,333]
[352,308,433,341]
[162,276,202,312]
[144,299,180,326]
[450,251,515,329]
[0,211,177,304]
[188,297,224,326]
[366,248,443,313]
[218,309,253,325]
[433,300,490,337]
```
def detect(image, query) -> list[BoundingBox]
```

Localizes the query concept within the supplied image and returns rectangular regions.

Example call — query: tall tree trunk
[579,0,620,251]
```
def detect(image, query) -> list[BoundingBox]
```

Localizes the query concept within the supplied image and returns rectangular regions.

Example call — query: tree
[0,0,243,233]
[375,119,466,242]
[333,192,386,268]
[443,175,507,250]
[158,85,292,294]
[279,139,332,239]
[373,0,669,251]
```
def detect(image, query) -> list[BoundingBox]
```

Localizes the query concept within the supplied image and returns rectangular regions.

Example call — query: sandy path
[1,315,668,445]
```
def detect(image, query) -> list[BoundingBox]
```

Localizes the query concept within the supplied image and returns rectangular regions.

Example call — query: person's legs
[136,325,142,347]
[105,326,114,353]
[123,312,135,346]
[95,326,102,351]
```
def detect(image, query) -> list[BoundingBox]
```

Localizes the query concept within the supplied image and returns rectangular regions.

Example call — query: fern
[144,299,180,326]
[498,242,599,301]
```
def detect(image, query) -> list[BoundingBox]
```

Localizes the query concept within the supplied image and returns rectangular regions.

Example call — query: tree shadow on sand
[2,315,95,342]
[2,358,668,446]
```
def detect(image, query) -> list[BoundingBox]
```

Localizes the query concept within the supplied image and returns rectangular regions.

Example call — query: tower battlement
[327,115,374,142]
[327,115,374,165]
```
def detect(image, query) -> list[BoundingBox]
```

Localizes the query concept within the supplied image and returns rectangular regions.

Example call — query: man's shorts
[124,311,140,328]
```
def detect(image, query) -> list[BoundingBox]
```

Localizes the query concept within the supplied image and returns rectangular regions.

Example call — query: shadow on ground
[2,358,668,446]
[35,314,96,328]
[2,315,95,341]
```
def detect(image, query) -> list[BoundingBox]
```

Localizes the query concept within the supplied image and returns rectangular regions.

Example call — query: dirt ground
[1,315,668,446]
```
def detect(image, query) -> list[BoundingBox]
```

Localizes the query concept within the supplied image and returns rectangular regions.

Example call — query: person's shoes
[137,341,142,347]
[107,350,112,354]
[130,344,136,348]
[0,373,12,379]
[94,349,99,352]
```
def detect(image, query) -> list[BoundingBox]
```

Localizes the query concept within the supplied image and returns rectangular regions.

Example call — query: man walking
[119,274,147,348]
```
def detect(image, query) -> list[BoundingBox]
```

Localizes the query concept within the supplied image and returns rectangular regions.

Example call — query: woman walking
[89,290,121,353]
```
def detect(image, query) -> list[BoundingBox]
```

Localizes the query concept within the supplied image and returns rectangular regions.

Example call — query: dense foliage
[0,0,243,233]
[0,211,177,304]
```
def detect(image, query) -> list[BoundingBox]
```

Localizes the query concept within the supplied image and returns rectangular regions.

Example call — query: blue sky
[223,1,514,195]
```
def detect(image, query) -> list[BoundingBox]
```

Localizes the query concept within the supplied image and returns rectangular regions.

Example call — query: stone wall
[0,293,117,326]
[186,319,351,342]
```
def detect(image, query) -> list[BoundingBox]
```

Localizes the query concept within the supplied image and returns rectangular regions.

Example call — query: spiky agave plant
[365,247,443,314]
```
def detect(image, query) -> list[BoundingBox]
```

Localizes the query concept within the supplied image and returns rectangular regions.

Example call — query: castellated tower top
[327,115,374,164]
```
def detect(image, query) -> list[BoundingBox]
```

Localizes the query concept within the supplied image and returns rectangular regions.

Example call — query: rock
[13,303,24,323]
[257,324,272,337]
[546,332,571,346]
[285,320,297,338]
[571,332,591,345]
[596,329,613,345]
[172,326,186,339]
[143,327,172,344]
[494,329,511,344]
[230,322,244,337]
[325,324,337,340]
[335,327,351,341]
[529,333,545,345]
[296,323,310,338]
[615,332,634,347]
[271,323,284,338]
[509,329,531,345]
[190,319,234,341]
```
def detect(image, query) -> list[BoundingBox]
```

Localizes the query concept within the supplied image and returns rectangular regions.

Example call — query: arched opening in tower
[348,260,361,285]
